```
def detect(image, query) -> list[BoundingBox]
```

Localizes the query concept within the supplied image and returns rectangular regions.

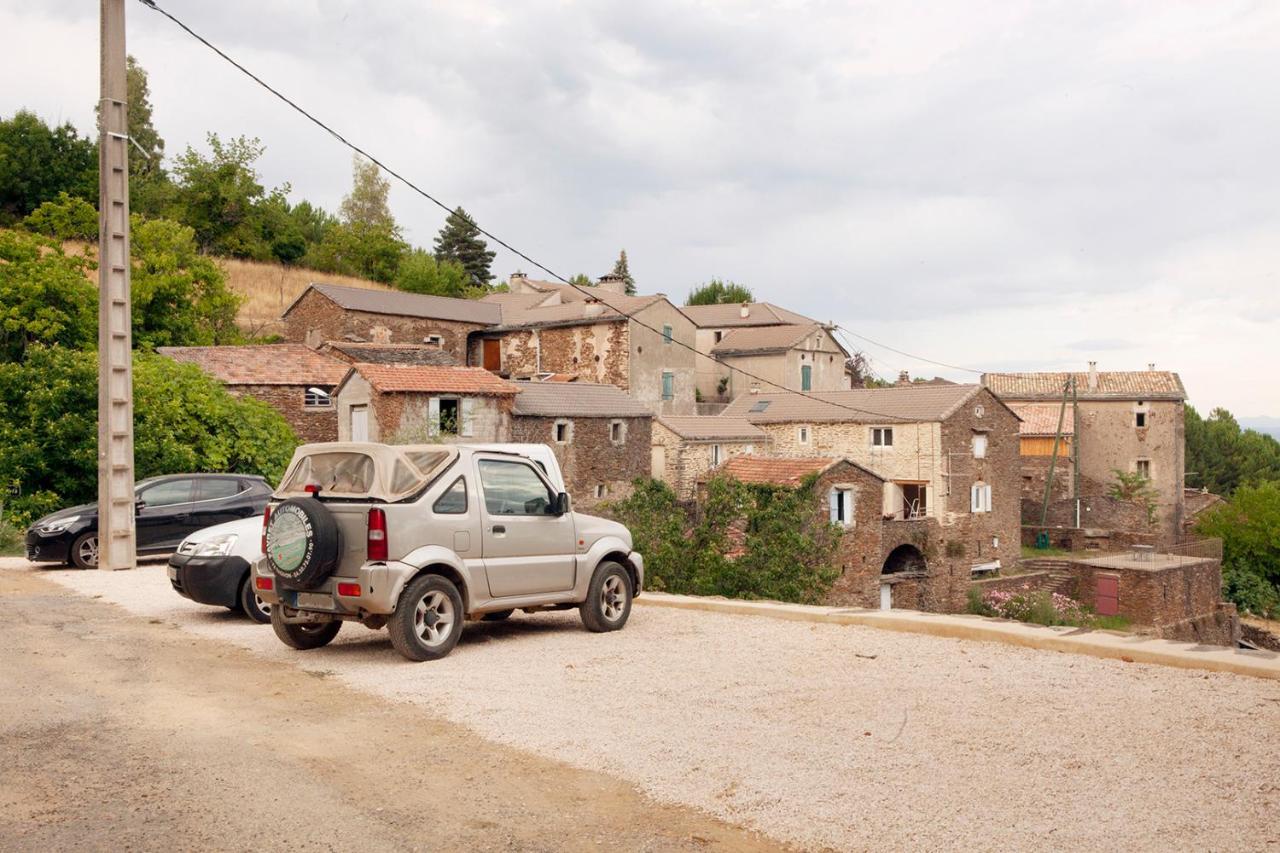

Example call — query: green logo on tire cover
[268,505,313,574]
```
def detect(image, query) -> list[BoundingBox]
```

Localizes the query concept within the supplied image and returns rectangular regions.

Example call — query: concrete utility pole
[97,0,136,570]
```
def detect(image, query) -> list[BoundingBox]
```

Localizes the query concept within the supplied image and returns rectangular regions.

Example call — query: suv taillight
[261,505,271,553]
[367,508,388,562]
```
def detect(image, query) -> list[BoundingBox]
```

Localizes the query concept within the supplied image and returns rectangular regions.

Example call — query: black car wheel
[270,607,341,650]
[70,532,98,570]
[238,576,271,624]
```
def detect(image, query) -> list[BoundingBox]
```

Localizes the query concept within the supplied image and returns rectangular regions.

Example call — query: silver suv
[252,443,643,661]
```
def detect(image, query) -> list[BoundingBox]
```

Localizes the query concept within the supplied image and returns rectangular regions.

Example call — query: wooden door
[483,339,501,372]
[1095,575,1119,617]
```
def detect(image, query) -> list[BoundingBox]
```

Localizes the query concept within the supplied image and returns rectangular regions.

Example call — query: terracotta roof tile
[983,371,1185,401]
[710,456,840,486]
[158,344,349,386]
[1009,403,1075,436]
[351,364,518,396]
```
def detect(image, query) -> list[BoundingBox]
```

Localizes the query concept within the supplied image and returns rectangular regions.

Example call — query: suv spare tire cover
[265,497,341,589]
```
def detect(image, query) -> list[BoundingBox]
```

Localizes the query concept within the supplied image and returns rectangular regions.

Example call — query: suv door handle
[491,525,506,535]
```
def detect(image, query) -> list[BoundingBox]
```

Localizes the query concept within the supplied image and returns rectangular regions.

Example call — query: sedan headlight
[191,534,238,557]
[36,515,80,534]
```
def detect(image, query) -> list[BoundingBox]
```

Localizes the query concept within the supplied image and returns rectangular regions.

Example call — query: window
[437,398,460,435]
[972,433,988,459]
[829,487,855,527]
[662,371,674,400]
[1136,459,1151,480]
[711,444,722,466]
[797,426,811,445]
[304,386,332,409]
[194,478,242,502]
[424,334,444,347]
[594,484,607,499]
[553,419,573,444]
[478,460,553,516]
[800,364,812,391]
[1135,408,1148,428]
[433,477,467,514]
[871,427,894,448]
[971,482,993,513]
[609,420,626,445]
[138,479,194,507]
[749,399,771,413]
[662,324,673,343]
[714,331,724,343]
[974,404,985,419]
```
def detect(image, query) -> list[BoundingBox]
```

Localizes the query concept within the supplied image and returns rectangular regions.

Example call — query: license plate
[167,565,178,580]
[294,591,333,611]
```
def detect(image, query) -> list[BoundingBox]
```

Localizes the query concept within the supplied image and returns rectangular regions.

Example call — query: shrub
[970,587,1089,627]
[23,192,98,240]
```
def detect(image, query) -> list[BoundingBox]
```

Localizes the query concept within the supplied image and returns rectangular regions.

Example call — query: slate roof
[655,416,767,441]
[1009,403,1075,436]
[680,302,816,329]
[321,342,458,366]
[711,324,827,355]
[510,382,653,418]
[157,344,349,386]
[345,364,518,396]
[719,384,986,424]
[287,283,501,325]
[983,371,1186,401]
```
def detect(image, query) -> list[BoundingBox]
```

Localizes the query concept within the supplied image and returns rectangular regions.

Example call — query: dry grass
[219,258,391,337]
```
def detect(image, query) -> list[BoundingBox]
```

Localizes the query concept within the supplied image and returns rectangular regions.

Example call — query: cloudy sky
[3,1,1278,415]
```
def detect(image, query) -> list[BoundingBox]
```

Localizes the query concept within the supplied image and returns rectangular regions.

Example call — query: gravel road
[24,560,1280,850]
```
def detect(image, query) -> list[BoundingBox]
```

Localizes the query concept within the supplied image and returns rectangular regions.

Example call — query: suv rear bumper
[251,559,401,617]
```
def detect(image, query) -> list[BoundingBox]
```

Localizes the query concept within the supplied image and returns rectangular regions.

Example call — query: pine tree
[125,55,164,178]
[433,207,495,286]
[611,249,636,295]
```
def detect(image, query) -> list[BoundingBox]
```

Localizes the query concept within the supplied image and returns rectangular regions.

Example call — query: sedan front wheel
[70,532,98,570]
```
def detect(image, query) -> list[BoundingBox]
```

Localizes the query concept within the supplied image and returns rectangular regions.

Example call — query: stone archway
[882,544,926,575]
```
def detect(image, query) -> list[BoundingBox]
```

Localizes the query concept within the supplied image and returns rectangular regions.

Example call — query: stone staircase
[1018,558,1077,597]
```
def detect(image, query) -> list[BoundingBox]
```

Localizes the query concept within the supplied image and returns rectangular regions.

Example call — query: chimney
[1087,361,1099,391]
[1147,362,1155,372]
[739,303,751,319]
[896,370,911,386]
[510,271,532,293]
[596,273,627,295]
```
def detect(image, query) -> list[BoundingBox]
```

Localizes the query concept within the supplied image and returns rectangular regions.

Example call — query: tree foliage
[0,230,96,361]
[395,248,471,297]
[339,156,394,228]
[433,207,495,286]
[606,476,840,603]
[0,347,297,523]
[125,55,165,178]
[1196,482,1280,618]
[0,110,97,224]
[22,192,98,241]
[685,278,754,306]
[610,249,636,295]
[130,215,242,348]
[1185,405,1280,497]
[1106,468,1158,525]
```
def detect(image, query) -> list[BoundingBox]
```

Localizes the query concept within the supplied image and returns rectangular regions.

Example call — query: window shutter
[984,485,993,513]
[883,482,903,517]
[829,488,840,523]
[844,489,855,526]
[971,483,980,513]
[460,398,476,437]
[428,397,441,437]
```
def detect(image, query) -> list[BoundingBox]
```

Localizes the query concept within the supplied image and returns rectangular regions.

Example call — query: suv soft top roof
[275,443,459,503]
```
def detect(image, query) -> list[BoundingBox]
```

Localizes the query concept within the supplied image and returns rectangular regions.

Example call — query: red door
[482,339,501,373]
[1095,575,1119,617]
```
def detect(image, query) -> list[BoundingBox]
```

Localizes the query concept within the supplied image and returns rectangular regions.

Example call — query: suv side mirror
[552,492,570,516]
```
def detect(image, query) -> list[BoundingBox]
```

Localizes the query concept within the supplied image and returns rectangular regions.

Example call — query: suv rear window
[280,452,376,496]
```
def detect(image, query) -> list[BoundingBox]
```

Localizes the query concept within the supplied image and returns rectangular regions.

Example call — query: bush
[968,587,1089,627]
[23,192,98,240]
[0,229,97,361]
[1197,482,1280,618]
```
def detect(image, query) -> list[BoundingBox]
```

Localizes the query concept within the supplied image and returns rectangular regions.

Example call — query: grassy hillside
[218,258,391,337]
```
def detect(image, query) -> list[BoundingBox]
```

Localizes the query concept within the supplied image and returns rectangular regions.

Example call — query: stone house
[508,381,653,509]
[681,302,818,404]
[719,383,1022,612]
[474,273,697,416]
[282,283,500,361]
[319,341,458,366]
[651,416,770,499]
[708,324,850,402]
[1007,402,1075,507]
[333,363,518,443]
[984,364,1187,542]
[701,456,887,608]
[157,343,349,442]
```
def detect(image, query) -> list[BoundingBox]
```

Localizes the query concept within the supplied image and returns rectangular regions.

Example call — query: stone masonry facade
[227,383,337,443]
[510,415,652,510]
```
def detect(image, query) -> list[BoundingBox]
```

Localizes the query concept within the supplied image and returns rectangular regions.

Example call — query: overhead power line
[835,325,987,376]
[136,0,978,422]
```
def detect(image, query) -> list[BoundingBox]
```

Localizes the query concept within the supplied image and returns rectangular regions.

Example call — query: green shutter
[662,371,674,400]
[801,364,812,391]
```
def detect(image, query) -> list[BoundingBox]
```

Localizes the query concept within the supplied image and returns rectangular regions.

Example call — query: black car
[25,474,273,569]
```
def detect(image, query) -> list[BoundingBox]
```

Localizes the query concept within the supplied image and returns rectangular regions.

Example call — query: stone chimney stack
[1148,362,1155,371]
[739,303,751,319]
[596,273,628,295]
[896,370,911,386]
[1087,361,1099,391]
[510,271,532,293]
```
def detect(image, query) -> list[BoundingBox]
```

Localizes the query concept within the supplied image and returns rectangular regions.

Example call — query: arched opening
[883,544,926,575]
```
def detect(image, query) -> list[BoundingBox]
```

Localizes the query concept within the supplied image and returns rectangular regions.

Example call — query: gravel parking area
[31,560,1280,851]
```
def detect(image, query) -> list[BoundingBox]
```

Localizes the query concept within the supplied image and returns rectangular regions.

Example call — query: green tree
[0,347,297,523]
[568,273,594,288]
[395,248,471,297]
[168,133,278,259]
[23,192,98,241]
[685,278,754,306]
[305,220,406,283]
[1185,404,1280,496]
[610,249,636,295]
[0,111,97,224]
[433,207,495,286]
[1196,482,1280,618]
[339,156,394,228]
[130,215,242,348]
[0,230,96,361]
[125,55,164,177]
[1106,468,1158,525]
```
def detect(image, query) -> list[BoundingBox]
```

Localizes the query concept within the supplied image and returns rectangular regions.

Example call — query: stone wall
[227,383,336,443]
[650,421,766,499]
[510,415,652,509]
[819,463,888,608]
[334,373,512,443]
[282,290,488,362]
[493,323,631,388]
[630,300,698,416]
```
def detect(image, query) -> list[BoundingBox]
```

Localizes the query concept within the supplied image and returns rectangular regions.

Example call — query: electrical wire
[136,0,980,422]
[835,325,987,376]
